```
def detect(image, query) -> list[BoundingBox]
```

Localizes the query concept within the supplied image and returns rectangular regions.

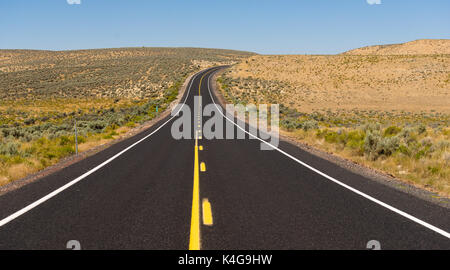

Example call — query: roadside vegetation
[218,49,450,197]
[0,47,255,185]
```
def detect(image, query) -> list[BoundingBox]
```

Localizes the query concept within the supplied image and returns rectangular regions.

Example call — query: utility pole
[74,119,78,155]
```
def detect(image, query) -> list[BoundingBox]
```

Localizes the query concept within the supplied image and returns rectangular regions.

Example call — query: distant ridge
[342,39,450,55]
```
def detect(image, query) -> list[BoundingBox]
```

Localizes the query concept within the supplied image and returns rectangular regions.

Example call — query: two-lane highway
[0,67,448,249]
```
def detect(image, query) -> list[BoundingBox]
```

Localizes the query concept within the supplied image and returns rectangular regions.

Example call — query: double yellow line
[189,134,201,250]
[189,70,212,250]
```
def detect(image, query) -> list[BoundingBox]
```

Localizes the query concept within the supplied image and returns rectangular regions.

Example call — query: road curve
[0,67,448,250]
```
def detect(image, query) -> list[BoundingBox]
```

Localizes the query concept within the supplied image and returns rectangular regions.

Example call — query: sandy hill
[342,39,450,55]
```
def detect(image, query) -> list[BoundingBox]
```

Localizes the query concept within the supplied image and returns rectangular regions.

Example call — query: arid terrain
[0,48,254,185]
[219,39,450,197]
[1,41,449,196]
[343,39,450,55]
[0,47,253,100]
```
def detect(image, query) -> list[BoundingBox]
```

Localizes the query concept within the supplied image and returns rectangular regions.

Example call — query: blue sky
[0,0,449,54]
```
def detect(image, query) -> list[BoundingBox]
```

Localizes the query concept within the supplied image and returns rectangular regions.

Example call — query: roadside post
[74,119,78,155]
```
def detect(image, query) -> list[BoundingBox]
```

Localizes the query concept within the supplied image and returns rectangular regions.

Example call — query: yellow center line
[189,134,201,250]
[198,75,201,95]
[188,70,212,250]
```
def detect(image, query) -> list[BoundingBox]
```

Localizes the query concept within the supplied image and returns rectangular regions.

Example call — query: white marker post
[74,119,78,155]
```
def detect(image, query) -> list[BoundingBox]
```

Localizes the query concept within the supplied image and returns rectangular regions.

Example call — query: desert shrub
[102,130,118,139]
[384,126,402,137]
[411,139,435,160]
[420,137,433,147]
[345,130,365,152]
[427,166,440,175]
[415,149,426,160]
[32,136,75,161]
[362,123,381,133]
[24,145,37,156]
[280,118,302,131]
[24,118,36,125]
[364,130,397,160]
[398,144,411,156]
[317,129,343,144]
[363,131,381,159]
[417,125,427,134]
[76,136,86,144]
[59,136,71,146]
[88,121,107,132]
[377,136,400,157]
[105,123,119,131]
[324,131,339,144]
[398,127,413,139]
[0,141,20,156]
[1,127,26,139]
[302,120,318,131]
[279,104,303,118]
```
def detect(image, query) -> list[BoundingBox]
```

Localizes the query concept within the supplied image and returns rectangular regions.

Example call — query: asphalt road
[0,67,449,250]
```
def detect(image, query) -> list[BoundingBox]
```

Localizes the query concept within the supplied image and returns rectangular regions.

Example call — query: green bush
[364,130,399,160]
[59,136,71,146]
[384,126,402,137]
[77,136,87,144]
[280,118,302,131]
[427,166,440,175]
[324,131,339,144]
[417,125,427,134]
[377,136,400,157]
[89,121,107,131]
[126,121,136,127]
[345,130,365,152]
[398,144,411,156]
[302,120,318,131]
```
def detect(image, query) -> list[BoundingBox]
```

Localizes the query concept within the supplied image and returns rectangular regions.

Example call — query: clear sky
[1,0,449,54]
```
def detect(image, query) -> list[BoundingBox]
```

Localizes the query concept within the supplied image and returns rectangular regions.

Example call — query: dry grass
[6,163,36,182]
[283,128,449,196]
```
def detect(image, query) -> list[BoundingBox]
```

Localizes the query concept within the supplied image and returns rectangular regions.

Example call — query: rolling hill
[342,39,450,55]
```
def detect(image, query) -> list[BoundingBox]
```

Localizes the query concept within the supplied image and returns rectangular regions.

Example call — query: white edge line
[206,70,450,240]
[0,69,206,227]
